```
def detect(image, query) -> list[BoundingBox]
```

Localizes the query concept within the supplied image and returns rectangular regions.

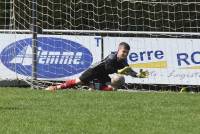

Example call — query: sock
[100,85,113,91]
[59,79,76,89]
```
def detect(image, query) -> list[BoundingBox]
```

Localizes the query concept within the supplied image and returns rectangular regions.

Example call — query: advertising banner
[1,34,200,85]
[0,34,102,80]
[104,37,200,85]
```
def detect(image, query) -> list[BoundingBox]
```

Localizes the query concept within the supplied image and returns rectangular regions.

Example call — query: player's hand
[117,66,132,75]
[137,69,149,78]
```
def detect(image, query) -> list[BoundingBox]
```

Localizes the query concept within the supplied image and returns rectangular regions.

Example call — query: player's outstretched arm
[117,66,132,75]
[117,66,137,77]
[118,66,149,78]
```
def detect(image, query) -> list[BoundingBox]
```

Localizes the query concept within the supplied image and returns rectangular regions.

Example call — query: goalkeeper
[46,42,149,91]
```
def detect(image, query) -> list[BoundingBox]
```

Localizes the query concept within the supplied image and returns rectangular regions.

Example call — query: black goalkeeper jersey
[90,52,136,76]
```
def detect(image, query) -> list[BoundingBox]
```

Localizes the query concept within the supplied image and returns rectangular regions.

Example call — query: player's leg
[97,75,113,91]
[100,84,113,91]
[57,78,82,89]
[45,78,82,91]
[45,68,95,91]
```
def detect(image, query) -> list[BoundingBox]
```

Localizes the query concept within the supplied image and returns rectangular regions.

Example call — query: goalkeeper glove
[117,66,132,75]
[137,69,149,78]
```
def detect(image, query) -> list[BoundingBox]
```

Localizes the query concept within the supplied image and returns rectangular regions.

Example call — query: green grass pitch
[0,88,200,134]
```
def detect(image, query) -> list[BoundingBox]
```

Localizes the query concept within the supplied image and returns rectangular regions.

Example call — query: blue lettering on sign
[0,37,93,78]
[129,50,164,62]
[177,51,200,66]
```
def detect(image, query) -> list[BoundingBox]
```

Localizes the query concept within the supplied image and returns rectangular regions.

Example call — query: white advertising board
[0,34,102,80]
[104,37,200,85]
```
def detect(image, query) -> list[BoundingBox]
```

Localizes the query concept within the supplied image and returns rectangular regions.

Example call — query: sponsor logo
[0,37,93,78]
[128,50,167,68]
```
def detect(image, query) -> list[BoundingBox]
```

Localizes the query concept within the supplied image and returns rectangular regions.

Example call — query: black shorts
[79,68,111,84]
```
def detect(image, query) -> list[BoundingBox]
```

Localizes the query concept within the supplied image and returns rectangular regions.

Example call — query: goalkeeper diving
[46,42,149,91]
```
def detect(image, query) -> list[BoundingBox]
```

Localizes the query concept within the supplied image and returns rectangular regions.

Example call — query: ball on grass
[111,74,125,89]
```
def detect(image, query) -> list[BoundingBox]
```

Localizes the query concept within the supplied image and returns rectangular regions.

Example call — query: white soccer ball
[111,74,125,89]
